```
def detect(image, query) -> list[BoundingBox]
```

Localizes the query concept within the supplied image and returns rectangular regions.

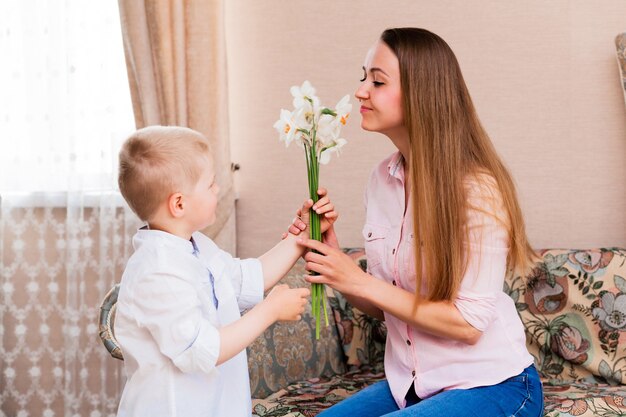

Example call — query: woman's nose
[355,83,368,101]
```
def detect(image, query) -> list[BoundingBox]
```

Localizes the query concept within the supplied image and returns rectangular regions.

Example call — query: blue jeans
[317,364,543,417]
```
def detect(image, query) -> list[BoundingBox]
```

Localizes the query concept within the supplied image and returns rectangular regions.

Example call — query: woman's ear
[167,192,185,218]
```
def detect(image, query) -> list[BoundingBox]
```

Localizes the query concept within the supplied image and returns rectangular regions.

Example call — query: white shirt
[115,228,264,417]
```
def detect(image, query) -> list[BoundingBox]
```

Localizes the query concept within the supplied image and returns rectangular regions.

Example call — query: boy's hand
[265,284,310,321]
[282,188,338,239]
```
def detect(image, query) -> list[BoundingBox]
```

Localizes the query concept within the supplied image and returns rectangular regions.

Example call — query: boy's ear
[167,192,185,218]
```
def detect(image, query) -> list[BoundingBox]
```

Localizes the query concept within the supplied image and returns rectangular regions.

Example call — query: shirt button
[406,339,411,346]
[392,280,397,286]
[412,370,416,377]
[368,232,372,237]
[392,248,396,254]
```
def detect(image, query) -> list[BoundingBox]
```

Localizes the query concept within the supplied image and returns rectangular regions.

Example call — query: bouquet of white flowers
[274,81,351,339]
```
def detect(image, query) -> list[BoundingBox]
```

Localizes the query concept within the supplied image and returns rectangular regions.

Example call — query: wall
[225,0,626,258]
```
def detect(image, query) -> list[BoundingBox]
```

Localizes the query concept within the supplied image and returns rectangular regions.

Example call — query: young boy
[115,126,335,417]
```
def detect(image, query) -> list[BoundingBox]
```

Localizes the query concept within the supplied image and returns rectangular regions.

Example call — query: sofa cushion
[248,259,347,399]
[251,366,385,417]
[504,248,626,384]
[252,376,625,417]
[543,380,626,416]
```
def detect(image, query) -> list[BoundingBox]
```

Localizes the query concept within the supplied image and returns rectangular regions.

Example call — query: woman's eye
[373,81,384,87]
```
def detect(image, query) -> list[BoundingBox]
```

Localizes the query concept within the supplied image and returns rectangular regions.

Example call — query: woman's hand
[297,238,370,297]
[282,188,338,239]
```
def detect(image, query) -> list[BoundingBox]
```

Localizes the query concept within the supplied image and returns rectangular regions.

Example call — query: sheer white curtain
[0,2,139,416]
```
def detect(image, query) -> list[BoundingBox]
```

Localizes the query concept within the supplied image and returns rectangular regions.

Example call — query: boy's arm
[195,233,297,309]
[217,284,308,364]
[258,233,305,292]
[217,301,275,364]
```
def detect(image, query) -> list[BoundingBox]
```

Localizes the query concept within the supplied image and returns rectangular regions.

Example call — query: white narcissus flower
[273,109,297,146]
[317,95,352,147]
[291,80,320,112]
[334,95,352,126]
[316,113,340,146]
[291,107,313,147]
[275,81,349,162]
[319,138,347,164]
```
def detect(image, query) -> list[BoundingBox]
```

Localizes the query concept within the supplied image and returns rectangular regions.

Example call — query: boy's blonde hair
[118,126,211,222]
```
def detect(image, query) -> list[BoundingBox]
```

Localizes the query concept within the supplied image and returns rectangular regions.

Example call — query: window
[0,1,136,198]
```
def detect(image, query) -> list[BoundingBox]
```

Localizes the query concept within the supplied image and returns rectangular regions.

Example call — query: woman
[292,28,543,416]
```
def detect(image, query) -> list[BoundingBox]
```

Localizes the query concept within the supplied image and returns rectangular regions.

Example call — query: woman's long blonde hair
[381,28,535,302]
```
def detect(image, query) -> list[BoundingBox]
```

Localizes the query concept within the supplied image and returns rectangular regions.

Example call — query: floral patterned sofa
[248,247,626,417]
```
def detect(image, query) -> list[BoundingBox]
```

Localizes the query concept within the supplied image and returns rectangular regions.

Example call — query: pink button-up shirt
[363,152,533,407]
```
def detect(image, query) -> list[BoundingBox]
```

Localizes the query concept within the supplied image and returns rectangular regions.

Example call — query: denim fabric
[317,364,544,417]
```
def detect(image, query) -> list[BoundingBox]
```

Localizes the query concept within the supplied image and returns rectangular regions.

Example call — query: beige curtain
[118,0,236,253]
[1,2,139,415]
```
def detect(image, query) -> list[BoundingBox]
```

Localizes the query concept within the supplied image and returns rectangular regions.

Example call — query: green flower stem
[305,139,328,340]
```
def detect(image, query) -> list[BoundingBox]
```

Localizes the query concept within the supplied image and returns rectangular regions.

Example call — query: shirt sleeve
[454,177,510,332]
[132,273,221,374]
[217,248,264,311]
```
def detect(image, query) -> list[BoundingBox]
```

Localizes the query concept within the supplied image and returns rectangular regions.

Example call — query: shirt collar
[133,226,196,255]
[387,151,405,181]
